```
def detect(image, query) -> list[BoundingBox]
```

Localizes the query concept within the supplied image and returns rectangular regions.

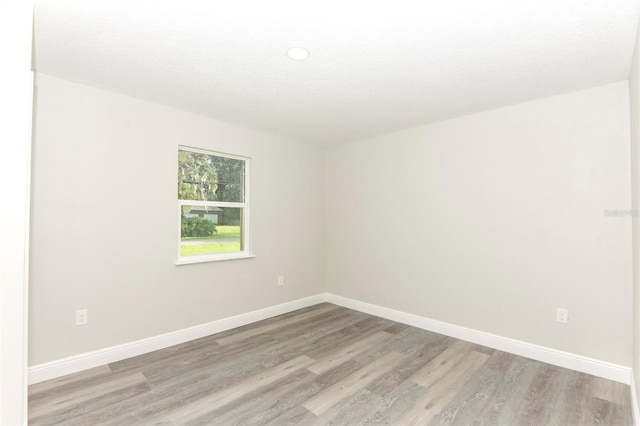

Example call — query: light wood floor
[28,303,632,425]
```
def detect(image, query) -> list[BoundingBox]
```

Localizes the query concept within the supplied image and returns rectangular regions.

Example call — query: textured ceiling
[33,0,640,145]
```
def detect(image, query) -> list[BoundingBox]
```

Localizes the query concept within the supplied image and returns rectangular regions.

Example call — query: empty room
[4,0,640,424]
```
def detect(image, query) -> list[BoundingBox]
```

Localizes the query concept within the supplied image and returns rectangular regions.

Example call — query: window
[177,147,251,263]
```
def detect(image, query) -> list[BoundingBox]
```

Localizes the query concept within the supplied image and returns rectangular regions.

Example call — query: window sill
[175,252,256,265]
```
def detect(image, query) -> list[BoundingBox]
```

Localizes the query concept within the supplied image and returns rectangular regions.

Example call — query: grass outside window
[179,225,241,256]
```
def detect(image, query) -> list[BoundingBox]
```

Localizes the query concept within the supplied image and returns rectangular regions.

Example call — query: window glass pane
[178,150,244,202]
[210,155,245,203]
[180,206,244,256]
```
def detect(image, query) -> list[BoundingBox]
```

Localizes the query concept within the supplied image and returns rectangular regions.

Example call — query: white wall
[29,74,325,365]
[629,19,640,413]
[0,1,32,424]
[326,82,632,365]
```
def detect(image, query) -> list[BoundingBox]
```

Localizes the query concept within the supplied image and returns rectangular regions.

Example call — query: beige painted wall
[629,20,640,410]
[326,82,633,365]
[29,74,325,365]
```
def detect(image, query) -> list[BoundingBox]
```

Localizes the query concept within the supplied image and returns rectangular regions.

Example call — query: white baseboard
[29,292,632,387]
[28,294,326,384]
[325,294,632,384]
[631,373,640,425]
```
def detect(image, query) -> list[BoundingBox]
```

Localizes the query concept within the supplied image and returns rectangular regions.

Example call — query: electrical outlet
[76,309,88,326]
[556,308,568,324]
[277,276,284,287]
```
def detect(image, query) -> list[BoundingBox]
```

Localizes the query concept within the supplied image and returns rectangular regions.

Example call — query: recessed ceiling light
[286,47,310,61]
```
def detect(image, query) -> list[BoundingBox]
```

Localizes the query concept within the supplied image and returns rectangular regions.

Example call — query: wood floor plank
[270,309,378,343]
[215,303,339,345]
[434,352,536,425]
[386,326,452,356]
[168,355,315,424]
[109,314,377,423]
[265,405,317,426]
[316,388,385,425]
[30,382,151,426]
[109,305,332,377]
[28,365,113,398]
[558,369,595,425]
[236,358,367,425]
[142,307,355,385]
[98,373,213,425]
[303,351,406,415]
[210,303,336,341]
[514,362,566,425]
[366,336,453,398]
[592,376,631,406]
[29,372,147,419]
[190,367,317,425]
[396,350,490,424]
[590,396,632,426]
[410,340,475,387]
[28,304,633,426]
[307,330,393,374]
[97,344,321,424]
[140,332,274,384]
[362,380,426,424]
[146,309,369,390]
[304,316,399,361]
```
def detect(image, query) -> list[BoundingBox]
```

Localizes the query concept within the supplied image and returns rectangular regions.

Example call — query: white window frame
[176,146,253,265]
